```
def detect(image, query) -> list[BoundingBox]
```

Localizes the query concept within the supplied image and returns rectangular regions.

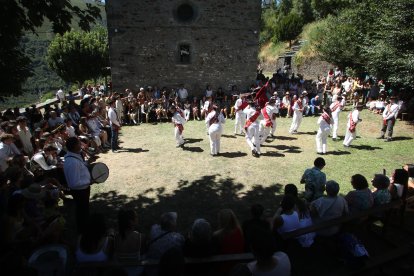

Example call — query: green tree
[0,0,101,97]
[292,0,314,23]
[274,12,304,47]
[47,27,109,86]
[311,0,352,19]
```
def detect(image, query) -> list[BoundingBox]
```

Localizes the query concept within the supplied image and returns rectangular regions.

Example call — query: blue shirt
[64,151,91,190]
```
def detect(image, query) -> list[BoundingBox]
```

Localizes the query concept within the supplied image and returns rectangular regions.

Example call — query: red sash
[261,105,273,127]
[383,117,395,126]
[349,112,357,133]
[175,123,184,134]
[331,101,341,112]
[209,112,219,126]
[321,112,331,125]
[178,108,185,118]
[296,99,303,110]
[244,111,260,131]
[236,101,248,112]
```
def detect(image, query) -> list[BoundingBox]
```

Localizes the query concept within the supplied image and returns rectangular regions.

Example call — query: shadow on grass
[261,151,285,157]
[184,138,204,144]
[327,150,351,155]
[274,136,298,141]
[117,148,149,153]
[182,146,204,153]
[297,131,317,135]
[219,152,248,158]
[391,136,413,141]
[89,175,285,233]
[221,134,237,139]
[351,144,382,151]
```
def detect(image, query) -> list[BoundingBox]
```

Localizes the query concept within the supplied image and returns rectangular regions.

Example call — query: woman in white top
[205,85,214,98]
[76,213,113,263]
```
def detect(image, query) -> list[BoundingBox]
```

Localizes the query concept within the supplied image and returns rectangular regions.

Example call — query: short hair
[372,174,390,190]
[0,133,14,142]
[66,137,80,152]
[314,157,326,168]
[160,212,177,231]
[190,218,212,244]
[351,174,369,190]
[250,228,276,261]
[326,180,340,197]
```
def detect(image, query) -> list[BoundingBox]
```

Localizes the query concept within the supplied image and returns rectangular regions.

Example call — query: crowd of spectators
[0,67,412,275]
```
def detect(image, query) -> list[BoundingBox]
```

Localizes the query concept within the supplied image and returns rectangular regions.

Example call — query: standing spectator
[177,84,188,103]
[378,96,399,142]
[107,100,121,152]
[300,157,326,202]
[64,137,92,232]
[16,116,33,157]
[56,87,65,103]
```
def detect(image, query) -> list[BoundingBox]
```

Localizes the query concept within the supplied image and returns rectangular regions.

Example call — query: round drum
[89,162,109,183]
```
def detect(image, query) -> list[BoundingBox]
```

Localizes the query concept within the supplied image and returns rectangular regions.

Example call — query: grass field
[90,108,413,231]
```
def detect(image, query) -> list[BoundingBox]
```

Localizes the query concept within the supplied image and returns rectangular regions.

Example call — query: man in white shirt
[17,116,33,156]
[258,97,278,145]
[244,102,262,157]
[329,95,345,140]
[170,105,186,147]
[289,95,304,134]
[0,134,21,172]
[379,96,399,142]
[177,85,188,103]
[56,87,65,103]
[64,137,91,232]
[343,105,363,147]
[108,99,121,152]
[342,77,353,96]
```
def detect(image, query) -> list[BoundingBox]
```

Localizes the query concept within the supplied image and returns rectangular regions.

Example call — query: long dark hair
[118,209,137,239]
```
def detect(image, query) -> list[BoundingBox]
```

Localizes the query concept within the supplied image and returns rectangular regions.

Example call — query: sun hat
[22,183,46,200]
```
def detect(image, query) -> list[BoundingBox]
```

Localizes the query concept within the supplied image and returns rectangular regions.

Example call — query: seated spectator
[242,204,270,251]
[47,111,64,129]
[147,212,184,260]
[345,174,374,213]
[213,208,245,254]
[16,116,33,157]
[76,213,114,263]
[235,228,291,276]
[65,119,76,138]
[300,157,326,202]
[309,95,321,116]
[0,133,21,172]
[183,218,214,257]
[375,97,385,114]
[371,174,391,206]
[115,209,143,260]
[403,164,414,189]
[389,169,409,200]
[310,180,349,236]
[30,144,59,180]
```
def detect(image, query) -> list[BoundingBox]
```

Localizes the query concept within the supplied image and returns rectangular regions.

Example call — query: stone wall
[106,0,261,95]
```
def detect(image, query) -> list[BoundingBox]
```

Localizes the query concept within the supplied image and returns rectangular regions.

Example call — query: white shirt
[172,111,186,125]
[382,103,399,120]
[342,80,353,92]
[347,110,360,128]
[329,99,345,114]
[282,96,290,107]
[202,100,211,112]
[32,151,56,171]
[64,151,91,190]
[17,125,33,154]
[205,110,225,128]
[205,89,213,97]
[56,89,65,100]
[108,107,121,127]
[317,115,332,131]
[66,126,76,137]
[234,98,243,111]
[263,104,278,120]
[244,107,260,126]
[177,88,188,100]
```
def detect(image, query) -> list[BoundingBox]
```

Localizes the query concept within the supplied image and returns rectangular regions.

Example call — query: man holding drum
[64,137,91,232]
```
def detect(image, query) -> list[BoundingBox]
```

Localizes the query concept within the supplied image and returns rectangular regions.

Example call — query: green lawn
[90,108,413,231]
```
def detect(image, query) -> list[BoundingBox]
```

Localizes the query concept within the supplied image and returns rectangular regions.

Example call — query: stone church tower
[106,0,261,94]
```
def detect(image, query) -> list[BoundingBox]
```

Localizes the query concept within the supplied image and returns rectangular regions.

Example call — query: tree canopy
[0,0,101,97]
[47,27,109,86]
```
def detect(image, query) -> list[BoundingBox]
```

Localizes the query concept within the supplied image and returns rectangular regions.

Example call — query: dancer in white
[206,105,226,156]
[259,97,278,145]
[170,105,186,147]
[343,105,363,147]
[316,108,333,154]
[234,95,248,135]
[244,101,262,157]
[289,95,304,134]
[202,96,213,134]
[329,95,345,140]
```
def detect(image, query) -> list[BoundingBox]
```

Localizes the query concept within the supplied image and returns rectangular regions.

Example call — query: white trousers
[316,128,330,153]
[235,111,246,134]
[271,119,276,136]
[343,129,356,146]
[332,112,340,138]
[289,113,303,133]
[208,124,222,155]
[184,109,190,121]
[175,127,184,146]
[246,124,260,153]
[258,121,271,145]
